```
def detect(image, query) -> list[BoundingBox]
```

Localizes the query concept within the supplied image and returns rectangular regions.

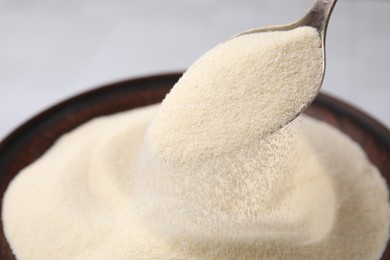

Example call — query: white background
[0,0,389,140]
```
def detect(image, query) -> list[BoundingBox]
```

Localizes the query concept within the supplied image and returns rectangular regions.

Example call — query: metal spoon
[235,0,337,127]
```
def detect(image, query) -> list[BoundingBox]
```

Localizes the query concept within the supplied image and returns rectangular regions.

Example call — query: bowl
[0,73,389,259]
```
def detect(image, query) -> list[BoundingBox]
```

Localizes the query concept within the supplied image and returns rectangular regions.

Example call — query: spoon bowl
[235,0,338,128]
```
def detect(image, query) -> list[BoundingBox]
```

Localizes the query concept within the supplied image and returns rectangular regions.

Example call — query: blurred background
[0,0,389,139]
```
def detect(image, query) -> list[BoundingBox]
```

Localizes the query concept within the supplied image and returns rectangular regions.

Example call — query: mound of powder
[2,105,389,259]
[134,119,336,242]
[148,26,323,164]
[2,24,390,260]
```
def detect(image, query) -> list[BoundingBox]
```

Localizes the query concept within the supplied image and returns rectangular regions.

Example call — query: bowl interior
[0,73,389,259]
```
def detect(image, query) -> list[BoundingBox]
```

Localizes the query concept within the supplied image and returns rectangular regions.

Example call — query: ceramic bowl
[0,73,389,259]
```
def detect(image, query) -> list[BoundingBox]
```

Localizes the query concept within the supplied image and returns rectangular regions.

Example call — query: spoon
[235,0,337,127]
[146,0,339,164]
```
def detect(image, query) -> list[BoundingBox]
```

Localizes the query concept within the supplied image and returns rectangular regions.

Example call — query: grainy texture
[149,27,323,163]
[134,28,327,247]
[0,74,389,259]
[2,106,389,259]
[1,21,390,258]
[136,119,338,242]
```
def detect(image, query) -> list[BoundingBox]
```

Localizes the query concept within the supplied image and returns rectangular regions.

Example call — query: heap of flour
[3,26,390,259]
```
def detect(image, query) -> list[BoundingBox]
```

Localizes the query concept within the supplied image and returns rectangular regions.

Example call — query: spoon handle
[301,0,338,36]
